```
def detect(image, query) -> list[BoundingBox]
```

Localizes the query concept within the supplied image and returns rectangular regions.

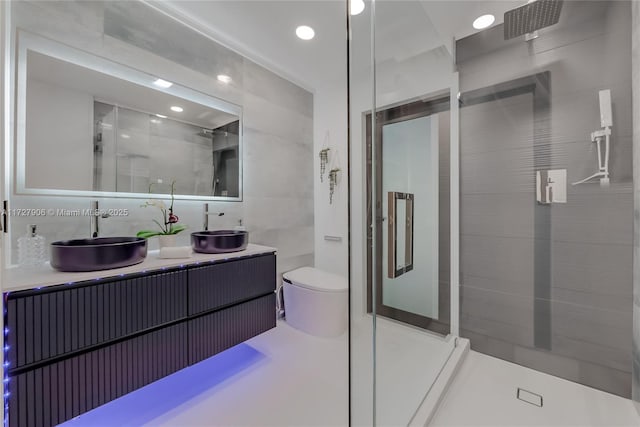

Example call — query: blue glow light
[3,325,8,427]
[59,344,265,426]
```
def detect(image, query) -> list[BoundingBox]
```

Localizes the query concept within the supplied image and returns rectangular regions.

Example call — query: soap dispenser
[18,224,46,267]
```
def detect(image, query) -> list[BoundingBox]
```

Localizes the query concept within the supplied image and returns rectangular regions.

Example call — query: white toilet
[282,267,348,337]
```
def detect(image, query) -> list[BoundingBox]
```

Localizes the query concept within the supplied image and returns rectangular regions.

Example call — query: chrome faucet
[90,200,111,238]
[203,203,224,231]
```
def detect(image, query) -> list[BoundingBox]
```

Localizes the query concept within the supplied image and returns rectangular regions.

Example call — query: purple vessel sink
[50,237,147,272]
[191,230,248,254]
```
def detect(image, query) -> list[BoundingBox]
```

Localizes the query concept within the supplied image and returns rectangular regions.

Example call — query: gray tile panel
[461,235,536,290]
[632,0,640,411]
[458,0,633,398]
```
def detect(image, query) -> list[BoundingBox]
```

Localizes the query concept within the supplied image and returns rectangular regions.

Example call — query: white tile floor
[60,319,640,427]
[350,316,456,426]
[431,350,640,427]
[62,320,349,427]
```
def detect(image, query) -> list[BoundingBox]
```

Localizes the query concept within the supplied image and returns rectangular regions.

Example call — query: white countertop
[3,243,277,293]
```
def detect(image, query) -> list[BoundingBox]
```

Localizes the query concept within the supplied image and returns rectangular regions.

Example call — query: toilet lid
[283,267,347,293]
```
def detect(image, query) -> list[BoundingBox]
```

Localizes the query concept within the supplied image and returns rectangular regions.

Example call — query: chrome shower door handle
[405,194,414,272]
[387,191,414,279]
[387,192,396,278]
[1,200,7,233]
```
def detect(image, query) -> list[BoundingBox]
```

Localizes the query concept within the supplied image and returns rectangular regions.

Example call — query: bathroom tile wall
[6,1,313,283]
[457,1,633,397]
[632,0,640,414]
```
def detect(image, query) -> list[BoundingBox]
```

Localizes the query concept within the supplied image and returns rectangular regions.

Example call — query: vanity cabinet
[6,270,188,371]
[4,252,276,427]
[188,254,276,315]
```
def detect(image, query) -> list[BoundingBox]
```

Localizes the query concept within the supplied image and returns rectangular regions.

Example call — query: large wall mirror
[15,31,243,201]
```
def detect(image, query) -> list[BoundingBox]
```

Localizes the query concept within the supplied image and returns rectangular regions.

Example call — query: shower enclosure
[455,0,634,398]
[350,0,637,424]
[349,1,463,425]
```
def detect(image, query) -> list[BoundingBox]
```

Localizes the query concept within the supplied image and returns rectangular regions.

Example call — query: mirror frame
[15,30,243,201]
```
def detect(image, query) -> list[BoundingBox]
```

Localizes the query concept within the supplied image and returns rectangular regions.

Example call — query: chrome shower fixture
[504,0,564,41]
[572,90,612,187]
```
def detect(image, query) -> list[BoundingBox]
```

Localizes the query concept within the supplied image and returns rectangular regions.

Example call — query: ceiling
[156,0,523,92]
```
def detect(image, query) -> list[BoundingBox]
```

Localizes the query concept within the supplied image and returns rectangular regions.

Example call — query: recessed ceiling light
[217,74,232,84]
[150,118,161,124]
[170,106,183,113]
[296,25,315,41]
[153,78,173,88]
[350,0,365,15]
[120,134,130,139]
[473,14,495,30]
[155,114,167,118]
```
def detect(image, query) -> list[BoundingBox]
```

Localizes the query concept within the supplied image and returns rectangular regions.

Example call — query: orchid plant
[136,181,187,238]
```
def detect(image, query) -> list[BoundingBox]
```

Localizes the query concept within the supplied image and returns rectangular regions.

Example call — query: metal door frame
[366,95,450,330]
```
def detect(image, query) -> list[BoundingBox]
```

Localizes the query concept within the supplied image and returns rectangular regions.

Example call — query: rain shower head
[504,0,564,40]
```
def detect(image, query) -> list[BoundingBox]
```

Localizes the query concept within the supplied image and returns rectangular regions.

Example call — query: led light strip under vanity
[2,244,277,427]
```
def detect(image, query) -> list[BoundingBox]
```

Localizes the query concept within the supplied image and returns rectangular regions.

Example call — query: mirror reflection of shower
[92,100,240,197]
[197,120,240,197]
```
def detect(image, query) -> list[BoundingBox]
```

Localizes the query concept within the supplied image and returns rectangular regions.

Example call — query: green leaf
[167,224,187,235]
[136,230,162,239]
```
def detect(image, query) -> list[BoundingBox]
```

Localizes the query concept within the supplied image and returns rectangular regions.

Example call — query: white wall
[313,75,348,278]
[25,79,93,190]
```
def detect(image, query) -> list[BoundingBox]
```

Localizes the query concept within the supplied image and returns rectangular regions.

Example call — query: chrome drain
[517,387,543,407]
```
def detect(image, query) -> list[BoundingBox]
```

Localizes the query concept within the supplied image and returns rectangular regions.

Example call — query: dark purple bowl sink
[50,237,148,272]
[191,230,248,254]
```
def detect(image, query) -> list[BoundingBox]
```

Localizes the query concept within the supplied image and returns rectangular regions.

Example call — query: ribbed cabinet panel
[6,270,187,370]
[8,322,188,427]
[188,255,276,315]
[189,294,276,365]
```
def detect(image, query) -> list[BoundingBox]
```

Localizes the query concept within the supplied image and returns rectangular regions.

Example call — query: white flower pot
[157,234,177,249]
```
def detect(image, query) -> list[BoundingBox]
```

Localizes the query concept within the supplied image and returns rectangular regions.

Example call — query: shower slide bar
[572,89,612,187]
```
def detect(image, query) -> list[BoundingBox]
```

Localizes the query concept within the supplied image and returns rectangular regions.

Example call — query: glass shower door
[371,102,447,330]
[349,1,461,426]
[366,97,456,427]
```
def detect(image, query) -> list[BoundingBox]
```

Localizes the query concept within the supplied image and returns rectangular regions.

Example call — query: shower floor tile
[431,350,640,426]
